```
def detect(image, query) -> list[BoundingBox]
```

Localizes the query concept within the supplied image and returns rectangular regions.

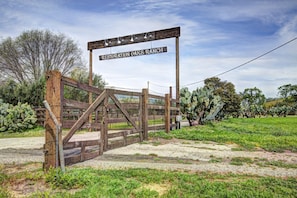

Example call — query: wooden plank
[107,131,125,139]
[64,139,100,150]
[107,89,142,97]
[108,103,139,109]
[108,141,125,150]
[148,94,165,101]
[175,36,180,111]
[148,124,165,131]
[64,149,100,165]
[126,137,141,145]
[63,90,107,144]
[107,117,138,123]
[88,50,93,131]
[123,132,127,146]
[63,142,77,150]
[148,104,165,110]
[82,151,100,161]
[102,96,108,151]
[63,99,89,109]
[88,27,180,50]
[108,136,139,149]
[165,94,170,133]
[62,121,101,130]
[62,76,102,95]
[80,142,85,161]
[65,154,81,165]
[170,107,180,111]
[148,115,164,120]
[141,89,148,140]
[107,130,141,138]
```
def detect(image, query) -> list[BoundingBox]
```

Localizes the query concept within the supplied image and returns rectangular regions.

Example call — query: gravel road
[0,137,43,164]
[1,134,297,178]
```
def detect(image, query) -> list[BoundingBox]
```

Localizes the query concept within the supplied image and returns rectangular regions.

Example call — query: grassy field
[1,117,297,197]
[0,163,296,198]
[0,126,45,138]
[150,116,297,152]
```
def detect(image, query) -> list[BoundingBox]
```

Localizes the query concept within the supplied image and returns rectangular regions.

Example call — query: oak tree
[204,77,241,118]
[240,87,266,117]
[0,29,83,83]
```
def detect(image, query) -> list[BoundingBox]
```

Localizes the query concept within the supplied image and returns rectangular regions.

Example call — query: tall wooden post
[165,93,170,133]
[102,93,109,151]
[169,86,173,130]
[175,36,180,109]
[141,89,148,140]
[175,36,181,129]
[44,71,62,170]
[89,49,93,131]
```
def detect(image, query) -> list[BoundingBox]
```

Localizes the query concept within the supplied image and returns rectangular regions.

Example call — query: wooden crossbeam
[88,27,180,50]
[108,90,139,131]
[63,90,107,145]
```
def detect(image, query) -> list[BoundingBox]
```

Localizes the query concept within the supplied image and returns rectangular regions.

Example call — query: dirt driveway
[0,133,297,178]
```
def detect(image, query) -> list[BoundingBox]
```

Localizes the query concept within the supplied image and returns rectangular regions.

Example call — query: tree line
[0,30,106,107]
[0,30,83,83]
[0,30,106,132]
[180,77,297,126]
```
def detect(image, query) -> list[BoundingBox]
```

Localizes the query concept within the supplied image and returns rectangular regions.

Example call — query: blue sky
[1,0,297,98]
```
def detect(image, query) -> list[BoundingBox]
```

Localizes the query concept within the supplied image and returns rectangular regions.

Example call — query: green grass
[254,158,297,169]
[31,168,297,197]
[1,117,296,197]
[209,155,223,163]
[0,127,90,139]
[1,162,297,197]
[150,116,297,152]
[230,157,254,166]
[0,126,45,138]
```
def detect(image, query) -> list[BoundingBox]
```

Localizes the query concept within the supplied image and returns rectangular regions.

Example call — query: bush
[0,100,37,132]
[0,77,45,107]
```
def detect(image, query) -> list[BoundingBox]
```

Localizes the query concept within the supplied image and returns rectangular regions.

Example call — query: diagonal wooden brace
[63,90,107,145]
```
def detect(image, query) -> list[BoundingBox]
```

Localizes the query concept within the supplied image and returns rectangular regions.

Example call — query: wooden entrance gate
[43,71,179,170]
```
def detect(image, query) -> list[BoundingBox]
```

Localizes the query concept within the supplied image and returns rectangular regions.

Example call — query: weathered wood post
[44,71,62,170]
[102,90,109,151]
[175,35,181,130]
[169,86,173,130]
[89,49,93,131]
[165,93,170,133]
[141,89,148,140]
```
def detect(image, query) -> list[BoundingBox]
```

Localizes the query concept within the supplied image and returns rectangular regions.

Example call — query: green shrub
[0,100,37,132]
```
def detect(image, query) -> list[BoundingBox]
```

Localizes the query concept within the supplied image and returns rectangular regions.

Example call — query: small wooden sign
[99,46,167,61]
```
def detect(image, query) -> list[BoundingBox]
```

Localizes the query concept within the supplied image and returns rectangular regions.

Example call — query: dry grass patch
[138,182,171,196]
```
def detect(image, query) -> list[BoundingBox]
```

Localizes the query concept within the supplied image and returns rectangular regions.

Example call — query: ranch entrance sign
[87,26,181,106]
[99,46,167,60]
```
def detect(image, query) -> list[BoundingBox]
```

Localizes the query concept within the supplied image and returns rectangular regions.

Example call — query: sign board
[88,27,180,50]
[99,46,167,61]
[176,115,182,122]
